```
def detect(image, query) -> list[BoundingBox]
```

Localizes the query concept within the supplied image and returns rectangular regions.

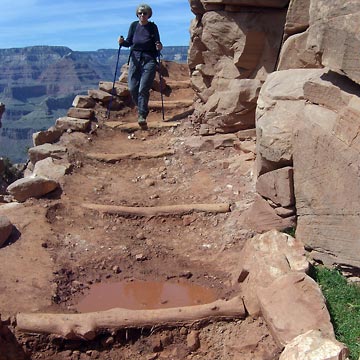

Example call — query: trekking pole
[107,44,122,120]
[157,52,165,121]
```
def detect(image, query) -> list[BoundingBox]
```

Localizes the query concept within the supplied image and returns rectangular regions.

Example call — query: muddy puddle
[76,280,217,313]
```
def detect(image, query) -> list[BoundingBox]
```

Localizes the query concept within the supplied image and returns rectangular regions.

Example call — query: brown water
[76,280,217,313]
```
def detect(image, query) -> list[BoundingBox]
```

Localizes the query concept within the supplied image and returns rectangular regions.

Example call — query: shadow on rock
[0,322,29,360]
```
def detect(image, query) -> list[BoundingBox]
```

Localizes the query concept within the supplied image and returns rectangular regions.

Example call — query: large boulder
[279,0,360,85]
[6,176,59,202]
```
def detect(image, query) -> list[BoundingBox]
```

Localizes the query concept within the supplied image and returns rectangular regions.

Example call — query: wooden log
[105,121,180,130]
[82,202,231,216]
[149,99,193,109]
[86,149,175,163]
[17,296,246,340]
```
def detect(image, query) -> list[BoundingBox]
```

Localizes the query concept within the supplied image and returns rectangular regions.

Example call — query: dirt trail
[0,62,281,359]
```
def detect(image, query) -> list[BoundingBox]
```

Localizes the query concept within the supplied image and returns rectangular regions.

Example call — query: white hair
[136,4,153,18]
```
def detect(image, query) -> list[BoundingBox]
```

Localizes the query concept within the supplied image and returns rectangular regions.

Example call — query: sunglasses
[138,12,148,16]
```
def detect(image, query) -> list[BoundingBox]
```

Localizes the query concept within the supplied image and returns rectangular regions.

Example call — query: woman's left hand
[156,42,163,51]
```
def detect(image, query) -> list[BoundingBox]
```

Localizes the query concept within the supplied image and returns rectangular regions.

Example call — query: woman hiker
[118,3,163,129]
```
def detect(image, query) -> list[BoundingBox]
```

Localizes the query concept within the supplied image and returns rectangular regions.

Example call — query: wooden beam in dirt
[149,100,193,109]
[86,149,175,163]
[82,203,231,216]
[105,121,180,131]
[17,296,246,340]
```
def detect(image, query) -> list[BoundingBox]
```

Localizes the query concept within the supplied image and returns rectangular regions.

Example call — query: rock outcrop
[279,0,360,85]
[188,0,360,271]
[188,0,287,133]
[277,0,360,268]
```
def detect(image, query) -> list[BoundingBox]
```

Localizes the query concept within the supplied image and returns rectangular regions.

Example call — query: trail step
[165,80,192,89]
[86,149,175,163]
[82,203,231,217]
[149,99,193,110]
[105,121,180,131]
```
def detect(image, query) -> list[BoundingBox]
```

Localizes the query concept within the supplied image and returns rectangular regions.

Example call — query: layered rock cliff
[188,0,360,271]
[0,46,188,163]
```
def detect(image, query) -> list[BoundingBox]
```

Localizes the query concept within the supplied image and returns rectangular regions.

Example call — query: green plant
[312,266,360,359]
[283,226,296,237]
[1,157,23,184]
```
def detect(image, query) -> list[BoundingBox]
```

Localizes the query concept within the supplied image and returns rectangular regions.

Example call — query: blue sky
[0,0,194,51]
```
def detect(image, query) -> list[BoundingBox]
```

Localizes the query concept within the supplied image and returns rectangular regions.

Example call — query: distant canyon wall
[0,46,188,163]
[188,0,360,270]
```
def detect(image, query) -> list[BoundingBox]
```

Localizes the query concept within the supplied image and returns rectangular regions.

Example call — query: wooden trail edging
[82,203,231,217]
[17,296,246,340]
[86,149,175,163]
[149,99,193,110]
[105,121,180,131]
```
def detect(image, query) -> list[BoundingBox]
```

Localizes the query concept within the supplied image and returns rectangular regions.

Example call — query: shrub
[1,157,23,184]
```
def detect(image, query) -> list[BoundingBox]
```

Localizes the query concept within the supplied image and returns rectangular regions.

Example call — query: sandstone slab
[55,117,90,132]
[293,113,360,268]
[99,81,130,97]
[256,167,294,207]
[67,108,94,120]
[28,143,67,165]
[236,229,308,316]
[88,89,113,103]
[258,272,335,347]
[238,194,296,235]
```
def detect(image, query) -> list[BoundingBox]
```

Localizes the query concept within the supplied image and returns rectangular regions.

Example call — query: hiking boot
[138,115,148,129]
